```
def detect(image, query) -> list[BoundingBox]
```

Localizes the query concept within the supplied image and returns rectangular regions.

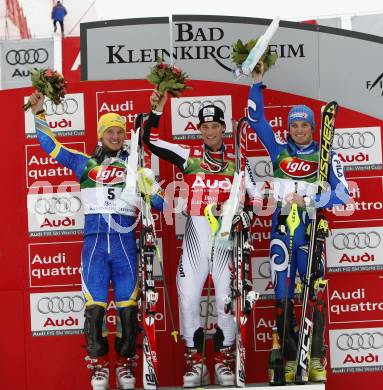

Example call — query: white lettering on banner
[32,253,66,264]
[31,266,80,279]
[28,166,73,181]
[330,201,383,213]
[28,156,58,165]
[330,289,365,300]
[330,301,383,315]
[99,100,134,112]
[269,116,283,128]
[329,288,383,315]
[252,217,272,228]
[191,176,232,190]
[71,51,81,71]
[252,230,271,243]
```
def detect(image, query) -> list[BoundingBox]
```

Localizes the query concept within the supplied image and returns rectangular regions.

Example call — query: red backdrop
[1,78,383,389]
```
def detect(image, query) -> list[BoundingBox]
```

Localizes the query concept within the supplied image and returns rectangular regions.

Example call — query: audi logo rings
[253,160,273,178]
[43,98,79,116]
[6,48,49,65]
[178,100,226,119]
[337,332,383,351]
[332,231,381,250]
[34,196,82,215]
[37,295,85,314]
[333,131,375,150]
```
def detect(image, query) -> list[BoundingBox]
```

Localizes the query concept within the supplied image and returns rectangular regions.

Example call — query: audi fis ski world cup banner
[170,95,233,139]
[24,93,86,138]
[1,38,54,89]
[329,327,383,373]
[30,291,85,336]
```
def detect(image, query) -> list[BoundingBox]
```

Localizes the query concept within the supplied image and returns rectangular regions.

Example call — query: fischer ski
[294,101,338,384]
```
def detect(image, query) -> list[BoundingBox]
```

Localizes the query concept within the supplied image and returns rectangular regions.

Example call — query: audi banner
[326,226,383,272]
[28,241,82,288]
[329,327,383,373]
[24,94,85,138]
[1,38,54,90]
[30,291,85,336]
[170,95,233,139]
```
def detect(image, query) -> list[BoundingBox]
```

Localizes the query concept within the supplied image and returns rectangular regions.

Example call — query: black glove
[232,209,253,230]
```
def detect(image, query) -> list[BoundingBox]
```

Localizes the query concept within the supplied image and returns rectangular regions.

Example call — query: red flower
[44,69,54,77]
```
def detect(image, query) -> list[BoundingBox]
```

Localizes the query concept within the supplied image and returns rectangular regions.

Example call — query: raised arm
[29,92,89,180]
[247,67,283,162]
[142,91,191,172]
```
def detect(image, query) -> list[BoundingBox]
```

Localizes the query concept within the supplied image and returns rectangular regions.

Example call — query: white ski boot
[183,348,210,388]
[85,356,109,390]
[214,346,235,386]
[116,356,137,389]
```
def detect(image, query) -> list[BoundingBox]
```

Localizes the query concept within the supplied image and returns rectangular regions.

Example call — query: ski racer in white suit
[143,90,262,387]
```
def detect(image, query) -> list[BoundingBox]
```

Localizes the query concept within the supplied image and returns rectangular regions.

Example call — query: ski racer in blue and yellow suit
[247,64,349,383]
[28,91,164,390]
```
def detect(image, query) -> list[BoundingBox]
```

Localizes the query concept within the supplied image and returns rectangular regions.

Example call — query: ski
[135,114,160,390]
[294,101,338,384]
[225,117,258,387]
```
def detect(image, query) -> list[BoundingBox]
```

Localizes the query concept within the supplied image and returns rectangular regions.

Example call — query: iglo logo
[279,157,317,178]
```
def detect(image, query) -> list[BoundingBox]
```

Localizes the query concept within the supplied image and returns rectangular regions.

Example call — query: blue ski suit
[34,114,164,308]
[247,82,349,300]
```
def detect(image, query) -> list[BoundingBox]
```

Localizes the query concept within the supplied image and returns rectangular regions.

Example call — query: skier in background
[247,62,349,383]
[51,1,67,35]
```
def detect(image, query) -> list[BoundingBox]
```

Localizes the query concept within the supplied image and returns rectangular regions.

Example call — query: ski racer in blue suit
[28,91,164,390]
[247,64,349,383]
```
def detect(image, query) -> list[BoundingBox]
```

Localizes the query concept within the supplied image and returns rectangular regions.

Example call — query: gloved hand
[232,209,253,230]
[137,167,157,196]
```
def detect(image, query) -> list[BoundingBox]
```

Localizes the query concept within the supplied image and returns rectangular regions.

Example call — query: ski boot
[183,347,210,388]
[85,355,109,390]
[284,360,297,384]
[214,346,235,386]
[116,355,137,389]
[309,358,327,382]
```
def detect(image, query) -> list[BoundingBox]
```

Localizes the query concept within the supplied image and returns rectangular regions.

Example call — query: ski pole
[144,192,179,343]
[199,204,219,386]
[281,200,300,361]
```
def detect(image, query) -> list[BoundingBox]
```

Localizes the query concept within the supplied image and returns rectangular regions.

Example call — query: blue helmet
[288,105,315,130]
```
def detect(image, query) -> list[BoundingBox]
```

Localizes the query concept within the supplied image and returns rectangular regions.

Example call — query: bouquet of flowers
[23,68,67,111]
[232,38,278,73]
[147,59,191,97]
